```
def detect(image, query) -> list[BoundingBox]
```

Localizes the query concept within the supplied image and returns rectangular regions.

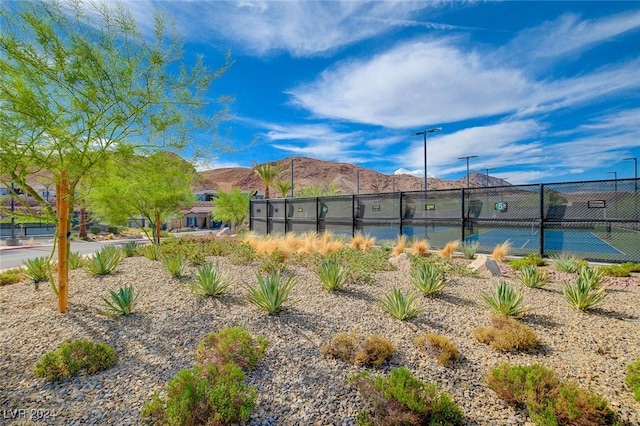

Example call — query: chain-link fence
[249,178,640,263]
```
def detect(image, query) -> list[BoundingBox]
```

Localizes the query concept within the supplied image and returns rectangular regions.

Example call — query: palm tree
[274,180,292,198]
[253,161,283,200]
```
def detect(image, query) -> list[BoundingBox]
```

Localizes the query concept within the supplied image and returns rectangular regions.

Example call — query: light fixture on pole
[457,155,479,188]
[411,127,441,192]
[623,157,637,192]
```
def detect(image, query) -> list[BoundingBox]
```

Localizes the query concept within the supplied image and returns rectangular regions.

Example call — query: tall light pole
[483,168,494,188]
[290,158,294,198]
[607,171,617,193]
[411,127,441,192]
[458,155,478,188]
[624,157,637,192]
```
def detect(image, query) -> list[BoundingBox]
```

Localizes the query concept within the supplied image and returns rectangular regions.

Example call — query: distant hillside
[197,156,510,195]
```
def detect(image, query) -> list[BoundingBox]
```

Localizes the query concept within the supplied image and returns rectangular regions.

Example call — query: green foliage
[257,250,288,275]
[138,244,162,261]
[517,265,548,289]
[296,182,341,197]
[23,256,51,283]
[188,263,232,297]
[626,359,640,401]
[562,267,607,311]
[481,281,527,318]
[274,180,292,198]
[141,363,257,426]
[414,333,460,366]
[68,251,85,269]
[552,254,587,273]
[226,241,256,264]
[121,241,139,257]
[163,253,187,278]
[294,246,393,283]
[86,246,124,276]
[321,332,395,367]
[253,162,283,200]
[34,339,117,382]
[244,272,296,314]
[487,363,618,426]
[509,253,546,270]
[195,327,268,371]
[212,188,251,229]
[0,268,25,286]
[353,367,463,425]
[460,241,479,259]
[90,226,101,235]
[410,255,480,279]
[317,258,349,291]
[100,285,139,317]
[411,262,449,296]
[472,316,539,351]
[379,288,423,321]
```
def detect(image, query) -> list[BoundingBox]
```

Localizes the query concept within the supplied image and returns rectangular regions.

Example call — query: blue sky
[124,1,640,184]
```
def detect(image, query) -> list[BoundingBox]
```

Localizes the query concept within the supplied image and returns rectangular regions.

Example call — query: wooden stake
[58,171,69,313]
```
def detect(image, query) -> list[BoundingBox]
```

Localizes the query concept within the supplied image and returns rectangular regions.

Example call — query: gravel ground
[1,254,639,425]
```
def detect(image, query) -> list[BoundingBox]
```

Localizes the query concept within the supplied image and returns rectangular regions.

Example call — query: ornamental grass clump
[317,258,348,291]
[481,281,527,318]
[244,271,296,314]
[23,256,51,283]
[188,263,232,297]
[379,288,423,320]
[121,241,139,257]
[0,268,25,286]
[517,265,548,288]
[437,240,459,259]
[100,285,139,317]
[195,327,268,371]
[472,316,539,351]
[410,239,429,257]
[492,240,511,263]
[34,339,117,382]
[414,333,459,366]
[68,251,85,269]
[391,235,407,257]
[626,359,640,402]
[86,246,123,276]
[163,253,187,277]
[411,262,448,296]
[138,243,161,260]
[562,267,607,311]
[353,367,463,425]
[321,332,395,367]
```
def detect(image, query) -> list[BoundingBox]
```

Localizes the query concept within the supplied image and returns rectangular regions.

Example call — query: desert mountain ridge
[196,156,510,195]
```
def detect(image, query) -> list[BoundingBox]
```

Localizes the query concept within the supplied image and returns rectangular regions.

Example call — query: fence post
[539,184,545,257]
[460,188,466,243]
[399,191,403,236]
[352,195,356,237]
[316,197,319,234]
[265,199,270,235]
[284,198,288,234]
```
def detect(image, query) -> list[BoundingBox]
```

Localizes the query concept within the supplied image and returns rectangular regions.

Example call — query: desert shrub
[107,226,120,235]
[410,239,429,257]
[188,263,232,297]
[353,367,463,425]
[414,333,459,366]
[187,250,206,266]
[23,256,51,283]
[257,250,288,275]
[391,234,407,257]
[86,246,123,276]
[100,285,139,317]
[562,269,607,311]
[437,240,459,259]
[68,251,85,269]
[138,244,162,260]
[472,316,539,351]
[361,234,376,252]
[379,288,423,321]
[411,262,448,296]
[626,358,640,402]
[0,268,25,286]
[552,253,587,273]
[487,363,618,426]
[350,231,366,250]
[163,253,187,278]
[321,332,395,367]
[294,246,393,283]
[460,241,479,259]
[317,258,348,291]
[492,241,511,262]
[121,241,139,257]
[481,281,527,318]
[141,363,257,426]
[509,253,546,270]
[517,265,548,289]
[195,327,268,371]
[244,271,296,314]
[598,263,633,277]
[226,241,256,264]
[34,339,117,382]
[90,226,101,234]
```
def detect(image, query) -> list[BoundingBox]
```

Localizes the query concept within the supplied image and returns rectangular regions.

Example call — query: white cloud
[195,159,245,171]
[394,168,423,177]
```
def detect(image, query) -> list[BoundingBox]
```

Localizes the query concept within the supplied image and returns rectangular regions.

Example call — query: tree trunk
[155,211,161,245]
[57,171,69,313]
[79,207,87,238]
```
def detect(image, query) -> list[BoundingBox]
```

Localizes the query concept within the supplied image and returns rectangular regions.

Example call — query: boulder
[389,252,410,270]
[216,227,232,237]
[468,254,502,277]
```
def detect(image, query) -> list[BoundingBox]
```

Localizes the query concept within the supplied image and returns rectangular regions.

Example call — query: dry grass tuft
[350,231,366,250]
[438,241,459,259]
[361,234,376,252]
[391,235,408,257]
[410,239,430,257]
[317,231,343,255]
[414,333,459,365]
[491,240,511,262]
[472,315,539,351]
[321,332,395,367]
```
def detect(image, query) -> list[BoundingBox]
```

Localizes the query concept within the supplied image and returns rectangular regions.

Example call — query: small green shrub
[195,327,268,371]
[626,358,640,401]
[472,316,539,351]
[509,253,546,270]
[599,264,632,277]
[460,241,479,259]
[188,263,232,297]
[257,250,288,275]
[141,363,256,426]
[317,258,348,291]
[86,246,123,276]
[23,256,51,283]
[244,271,296,314]
[138,244,162,260]
[90,226,101,234]
[562,268,607,311]
[0,268,25,286]
[121,241,139,257]
[517,265,548,288]
[414,333,459,366]
[107,226,120,235]
[552,253,587,273]
[187,250,206,266]
[34,339,117,381]
[68,251,85,269]
[411,262,448,296]
[321,332,395,367]
[100,285,139,317]
[163,253,187,277]
[481,281,527,318]
[353,367,463,425]
[487,363,618,426]
[379,288,423,321]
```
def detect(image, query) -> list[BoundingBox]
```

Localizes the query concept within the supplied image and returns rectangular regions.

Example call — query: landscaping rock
[468,254,502,277]
[388,252,410,269]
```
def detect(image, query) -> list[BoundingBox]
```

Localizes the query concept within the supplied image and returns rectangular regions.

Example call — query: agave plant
[411,263,448,296]
[101,285,139,316]
[86,246,124,276]
[460,241,479,259]
[23,257,51,283]
[121,241,139,257]
[163,254,186,278]
[517,265,548,289]
[68,251,85,269]
[481,281,527,318]
[577,265,606,289]
[562,274,607,311]
[379,288,423,320]
[188,263,232,297]
[138,244,161,260]
[244,272,296,314]
[317,258,348,291]
[552,253,585,273]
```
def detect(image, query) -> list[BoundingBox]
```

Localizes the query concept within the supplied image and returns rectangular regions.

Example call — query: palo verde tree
[0,1,231,312]
[211,188,250,231]
[85,152,197,244]
[253,161,283,200]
